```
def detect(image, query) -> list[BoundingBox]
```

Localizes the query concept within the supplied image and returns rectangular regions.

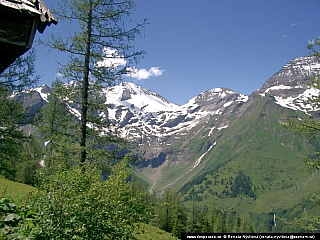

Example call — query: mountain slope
[174,56,320,231]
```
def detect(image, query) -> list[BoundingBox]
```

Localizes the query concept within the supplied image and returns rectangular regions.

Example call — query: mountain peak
[258,56,320,113]
[184,87,245,108]
[105,82,179,113]
[119,81,142,93]
[261,56,320,92]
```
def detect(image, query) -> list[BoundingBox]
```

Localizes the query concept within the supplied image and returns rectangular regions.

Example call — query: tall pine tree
[47,0,146,164]
[36,79,79,172]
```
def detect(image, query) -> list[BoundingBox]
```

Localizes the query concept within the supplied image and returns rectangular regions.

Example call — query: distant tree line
[182,170,256,202]
[145,189,254,237]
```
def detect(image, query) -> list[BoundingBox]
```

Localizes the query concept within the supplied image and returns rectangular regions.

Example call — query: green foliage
[0,49,39,91]
[0,88,29,180]
[133,223,178,240]
[15,137,43,186]
[151,190,188,237]
[308,38,320,60]
[0,48,39,182]
[0,197,37,239]
[150,190,254,235]
[36,79,80,173]
[288,193,320,232]
[31,158,149,239]
[231,171,256,198]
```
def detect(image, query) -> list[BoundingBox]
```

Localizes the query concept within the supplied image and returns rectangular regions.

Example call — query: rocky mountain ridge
[258,56,320,113]
[12,55,320,189]
[16,56,320,133]
[104,82,249,145]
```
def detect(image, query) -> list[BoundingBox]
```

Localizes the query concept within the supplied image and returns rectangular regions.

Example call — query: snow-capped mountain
[258,56,320,113]
[98,82,249,147]
[12,56,320,153]
[10,84,51,117]
[13,56,320,149]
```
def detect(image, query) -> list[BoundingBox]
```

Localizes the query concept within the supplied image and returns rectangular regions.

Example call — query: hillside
[0,177,178,239]
[133,223,178,240]
[0,176,36,205]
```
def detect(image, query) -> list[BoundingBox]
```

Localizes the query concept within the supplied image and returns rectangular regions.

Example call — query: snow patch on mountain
[274,87,320,113]
[217,125,229,131]
[265,84,293,93]
[103,82,179,113]
[259,56,320,113]
[281,56,320,77]
[237,94,249,102]
[10,84,51,102]
[193,145,214,169]
[33,85,50,102]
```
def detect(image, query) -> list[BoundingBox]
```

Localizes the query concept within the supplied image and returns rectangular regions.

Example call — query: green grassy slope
[133,223,178,240]
[178,95,320,231]
[0,176,36,205]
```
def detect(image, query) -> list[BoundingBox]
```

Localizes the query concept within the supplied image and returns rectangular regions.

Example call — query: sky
[34,0,320,105]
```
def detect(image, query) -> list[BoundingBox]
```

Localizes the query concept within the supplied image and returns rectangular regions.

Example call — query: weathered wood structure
[0,0,57,73]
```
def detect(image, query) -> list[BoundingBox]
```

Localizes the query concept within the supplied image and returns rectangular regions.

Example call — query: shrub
[31,159,148,239]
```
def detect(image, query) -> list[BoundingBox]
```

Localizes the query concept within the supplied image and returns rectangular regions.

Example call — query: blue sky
[35,0,320,105]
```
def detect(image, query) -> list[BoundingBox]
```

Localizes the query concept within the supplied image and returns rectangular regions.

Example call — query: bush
[31,159,148,239]
[0,197,37,239]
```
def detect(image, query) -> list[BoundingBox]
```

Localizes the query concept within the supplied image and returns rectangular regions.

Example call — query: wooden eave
[0,0,57,32]
[0,0,57,73]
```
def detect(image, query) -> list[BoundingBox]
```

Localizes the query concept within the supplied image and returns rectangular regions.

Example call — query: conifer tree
[0,49,39,91]
[0,50,39,180]
[232,214,241,233]
[225,211,233,232]
[36,79,79,172]
[47,0,146,164]
[17,137,43,185]
[198,210,210,232]
[171,193,188,237]
[210,202,218,231]
[213,211,224,233]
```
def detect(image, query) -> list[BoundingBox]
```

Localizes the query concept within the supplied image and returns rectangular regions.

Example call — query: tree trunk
[79,0,93,164]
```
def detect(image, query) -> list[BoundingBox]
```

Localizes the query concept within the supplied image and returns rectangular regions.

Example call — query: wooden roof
[0,0,57,33]
[0,0,57,73]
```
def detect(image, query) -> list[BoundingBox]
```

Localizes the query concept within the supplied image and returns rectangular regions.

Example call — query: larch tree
[36,79,79,172]
[48,0,146,163]
[0,49,39,180]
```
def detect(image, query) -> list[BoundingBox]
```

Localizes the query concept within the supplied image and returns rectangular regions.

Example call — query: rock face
[261,56,320,91]
[258,56,320,113]
[10,85,51,119]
